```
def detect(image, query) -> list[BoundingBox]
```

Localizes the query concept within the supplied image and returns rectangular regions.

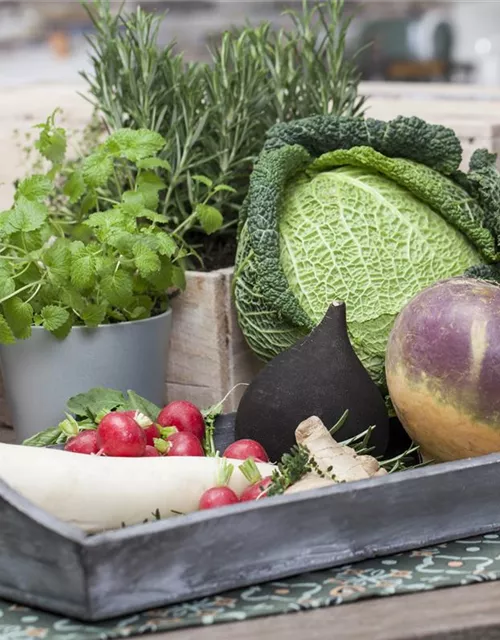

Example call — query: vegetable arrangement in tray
[1,382,419,534]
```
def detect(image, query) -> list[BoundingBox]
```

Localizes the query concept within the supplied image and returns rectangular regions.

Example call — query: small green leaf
[155,233,177,257]
[35,120,67,165]
[107,129,166,162]
[3,297,33,339]
[192,174,213,188]
[71,247,96,291]
[80,192,97,216]
[128,306,149,320]
[40,306,70,332]
[81,302,107,327]
[23,427,61,447]
[9,197,47,232]
[140,210,169,224]
[0,276,15,300]
[0,210,11,237]
[0,313,15,344]
[144,257,172,289]
[51,312,73,339]
[101,270,134,307]
[137,157,172,171]
[86,209,125,229]
[195,203,223,235]
[63,171,86,204]
[171,265,186,290]
[43,239,71,284]
[66,387,126,419]
[126,390,161,421]
[16,175,52,202]
[83,152,114,188]
[213,184,237,194]
[121,191,145,216]
[136,171,166,209]
[133,243,161,278]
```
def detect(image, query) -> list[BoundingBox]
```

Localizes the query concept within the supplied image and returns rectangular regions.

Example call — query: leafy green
[234,114,500,390]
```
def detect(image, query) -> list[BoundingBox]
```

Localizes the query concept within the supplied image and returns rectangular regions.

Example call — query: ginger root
[285,416,386,495]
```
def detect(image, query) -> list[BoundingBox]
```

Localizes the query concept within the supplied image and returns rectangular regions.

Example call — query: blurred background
[2,1,500,87]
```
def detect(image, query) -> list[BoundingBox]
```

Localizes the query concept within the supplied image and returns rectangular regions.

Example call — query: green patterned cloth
[2,533,500,639]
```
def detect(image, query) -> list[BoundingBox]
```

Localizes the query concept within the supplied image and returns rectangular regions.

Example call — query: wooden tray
[2,414,500,622]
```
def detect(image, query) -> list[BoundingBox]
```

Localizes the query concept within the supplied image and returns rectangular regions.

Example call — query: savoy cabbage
[233,115,500,390]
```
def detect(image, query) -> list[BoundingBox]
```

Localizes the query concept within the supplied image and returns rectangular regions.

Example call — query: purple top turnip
[386,277,500,461]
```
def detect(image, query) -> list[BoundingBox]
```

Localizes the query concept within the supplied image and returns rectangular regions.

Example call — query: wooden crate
[166,268,262,411]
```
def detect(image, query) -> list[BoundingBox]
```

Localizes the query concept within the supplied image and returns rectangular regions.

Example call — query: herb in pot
[0,112,226,344]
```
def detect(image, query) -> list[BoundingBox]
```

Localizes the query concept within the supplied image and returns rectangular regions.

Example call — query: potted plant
[0,112,223,441]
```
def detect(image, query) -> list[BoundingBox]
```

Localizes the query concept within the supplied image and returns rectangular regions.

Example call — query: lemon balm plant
[0,112,226,441]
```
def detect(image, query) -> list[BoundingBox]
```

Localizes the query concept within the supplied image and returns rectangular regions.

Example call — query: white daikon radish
[0,443,275,534]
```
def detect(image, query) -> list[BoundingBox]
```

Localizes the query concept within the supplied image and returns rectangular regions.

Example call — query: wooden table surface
[140,581,500,640]
[3,427,499,639]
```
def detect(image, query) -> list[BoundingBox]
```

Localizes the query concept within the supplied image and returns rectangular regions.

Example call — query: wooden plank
[144,581,500,640]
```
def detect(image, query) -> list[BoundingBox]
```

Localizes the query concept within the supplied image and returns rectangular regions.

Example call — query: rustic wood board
[3,414,500,622]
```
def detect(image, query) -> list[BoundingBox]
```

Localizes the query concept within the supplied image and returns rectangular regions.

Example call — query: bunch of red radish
[64,399,273,510]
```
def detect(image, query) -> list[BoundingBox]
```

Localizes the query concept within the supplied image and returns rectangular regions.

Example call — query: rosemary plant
[81,0,366,269]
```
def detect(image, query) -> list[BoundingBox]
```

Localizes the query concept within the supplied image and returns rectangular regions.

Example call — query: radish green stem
[239,458,262,484]
[215,458,234,486]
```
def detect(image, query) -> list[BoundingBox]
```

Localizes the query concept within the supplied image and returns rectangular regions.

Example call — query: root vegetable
[0,443,275,532]
[97,412,147,457]
[144,445,160,457]
[284,416,386,494]
[239,458,272,501]
[64,430,99,455]
[165,432,204,457]
[157,401,205,441]
[122,410,160,447]
[199,487,239,509]
[223,439,269,462]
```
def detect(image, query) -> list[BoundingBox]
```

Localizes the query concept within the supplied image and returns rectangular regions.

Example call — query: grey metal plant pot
[0,310,172,443]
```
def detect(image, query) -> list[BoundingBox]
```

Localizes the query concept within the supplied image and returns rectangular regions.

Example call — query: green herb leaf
[213,184,237,194]
[35,114,67,165]
[66,387,126,419]
[192,174,213,188]
[43,238,71,284]
[16,175,52,202]
[40,305,70,332]
[50,312,73,340]
[136,171,166,209]
[171,265,186,290]
[71,246,96,290]
[81,302,108,327]
[3,297,33,339]
[137,157,172,171]
[133,243,161,277]
[126,390,161,421]
[23,427,62,447]
[0,276,15,300]
[63,171,86,204]
[101,270,134,307]
[107,129,166,162]
[9,197,47,232]
[195,204,223,235]
[83,151,114,188]
[0,313,15,344]
[155,233,177,257]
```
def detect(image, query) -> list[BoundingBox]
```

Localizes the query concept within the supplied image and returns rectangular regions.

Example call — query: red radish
[165,432,204,457]
[240,477,273,502]
[97,412,147,457]
[238,457,272,501]
[199,458,239,510]
[199,486,239,510]
[157,401,205,441]
[122,410,161,447]
[223,439,269,462]
[64,430,99,455]
[144,445,160,457]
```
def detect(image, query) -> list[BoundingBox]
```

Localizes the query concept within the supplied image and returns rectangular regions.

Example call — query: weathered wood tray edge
[2,416,500,622]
